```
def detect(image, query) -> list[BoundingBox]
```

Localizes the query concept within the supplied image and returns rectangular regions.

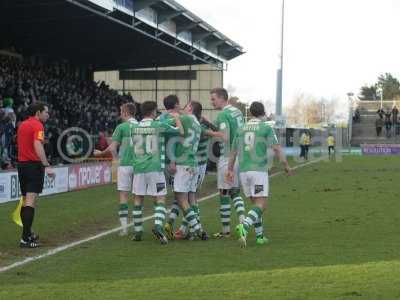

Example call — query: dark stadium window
[119,70,197,81]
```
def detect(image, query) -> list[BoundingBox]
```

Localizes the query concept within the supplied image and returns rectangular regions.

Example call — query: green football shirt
[112,118,138,166]
[175,114,202,167]
[233,118,279,172]
[215,105,244,157]
[131,118,180,173]
[157,112,178,164]
[196,122,211,166]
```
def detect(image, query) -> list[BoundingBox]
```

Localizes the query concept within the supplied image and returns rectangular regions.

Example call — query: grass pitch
[1,156,400,299]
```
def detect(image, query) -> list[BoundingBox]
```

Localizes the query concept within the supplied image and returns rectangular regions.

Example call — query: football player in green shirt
[94,103,137,236]
[226,101,292,247]
[172,101,220,240]
[210,87,246,238]
[161,96,220,240]
[169,101,207,240]
[131,101,183,244]
[157,95,180,168]
[158,95,181,235]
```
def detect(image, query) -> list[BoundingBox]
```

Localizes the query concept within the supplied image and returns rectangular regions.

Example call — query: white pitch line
[0,159,320,273]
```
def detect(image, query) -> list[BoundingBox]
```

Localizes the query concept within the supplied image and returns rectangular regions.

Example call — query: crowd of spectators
[375,106,400,137]
[0,55,139,169]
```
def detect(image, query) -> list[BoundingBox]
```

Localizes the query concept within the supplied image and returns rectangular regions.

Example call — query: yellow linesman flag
[12,197,23,227]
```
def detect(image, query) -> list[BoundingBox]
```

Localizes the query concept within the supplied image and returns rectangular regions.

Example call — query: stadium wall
[94,64,222,120]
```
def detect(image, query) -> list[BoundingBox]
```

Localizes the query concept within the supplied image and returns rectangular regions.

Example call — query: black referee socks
[20,206,35,241]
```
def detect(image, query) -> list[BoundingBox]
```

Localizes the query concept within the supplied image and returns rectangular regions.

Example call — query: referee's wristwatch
[42,162,50,167]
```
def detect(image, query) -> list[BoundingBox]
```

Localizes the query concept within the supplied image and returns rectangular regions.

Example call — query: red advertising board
[68,162,112,191]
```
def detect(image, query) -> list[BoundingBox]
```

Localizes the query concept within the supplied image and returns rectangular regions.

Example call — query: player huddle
[96,87,292,248]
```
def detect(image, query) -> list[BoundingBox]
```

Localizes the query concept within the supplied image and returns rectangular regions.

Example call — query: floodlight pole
[347,92,354,152]
[275,0,285,118]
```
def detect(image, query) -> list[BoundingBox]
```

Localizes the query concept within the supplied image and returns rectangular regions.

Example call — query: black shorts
[328,146,334,151]
[17,161,45,196]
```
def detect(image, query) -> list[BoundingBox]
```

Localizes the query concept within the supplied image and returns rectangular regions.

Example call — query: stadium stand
[351,100,400,146]
[0,55,137,130]
[0,0,244,169]
[0,55,139,167]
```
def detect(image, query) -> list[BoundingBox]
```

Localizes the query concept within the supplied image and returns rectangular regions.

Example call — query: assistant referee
[17,102,54,248]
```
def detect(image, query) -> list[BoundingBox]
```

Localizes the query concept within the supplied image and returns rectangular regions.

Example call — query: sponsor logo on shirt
[156,182,166,192]
[255,185,264,194]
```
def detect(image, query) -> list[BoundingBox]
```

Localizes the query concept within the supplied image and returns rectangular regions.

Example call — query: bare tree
[285,93,339,126]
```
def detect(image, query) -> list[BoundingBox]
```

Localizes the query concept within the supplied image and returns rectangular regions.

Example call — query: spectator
[353,108,361,123]
[327,133,335,158]
[48,127,60,164]
[3,97,14,114]
[304,132,311,160]
[300,131,311,160]
[1,113,16,167]
[375,117,384,137]
[385,117,392,138]
[396,116,400,136]
[392,105,398,126]
[96,132,108,151]
[377,107,385,119]
[43,137,52,162]
[384,109,391,122]
[299,132,306,159]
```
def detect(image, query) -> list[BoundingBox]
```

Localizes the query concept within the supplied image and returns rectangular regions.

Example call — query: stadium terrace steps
[357,116,379,125]
[352,101,400,146]
[351,123,400,146]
